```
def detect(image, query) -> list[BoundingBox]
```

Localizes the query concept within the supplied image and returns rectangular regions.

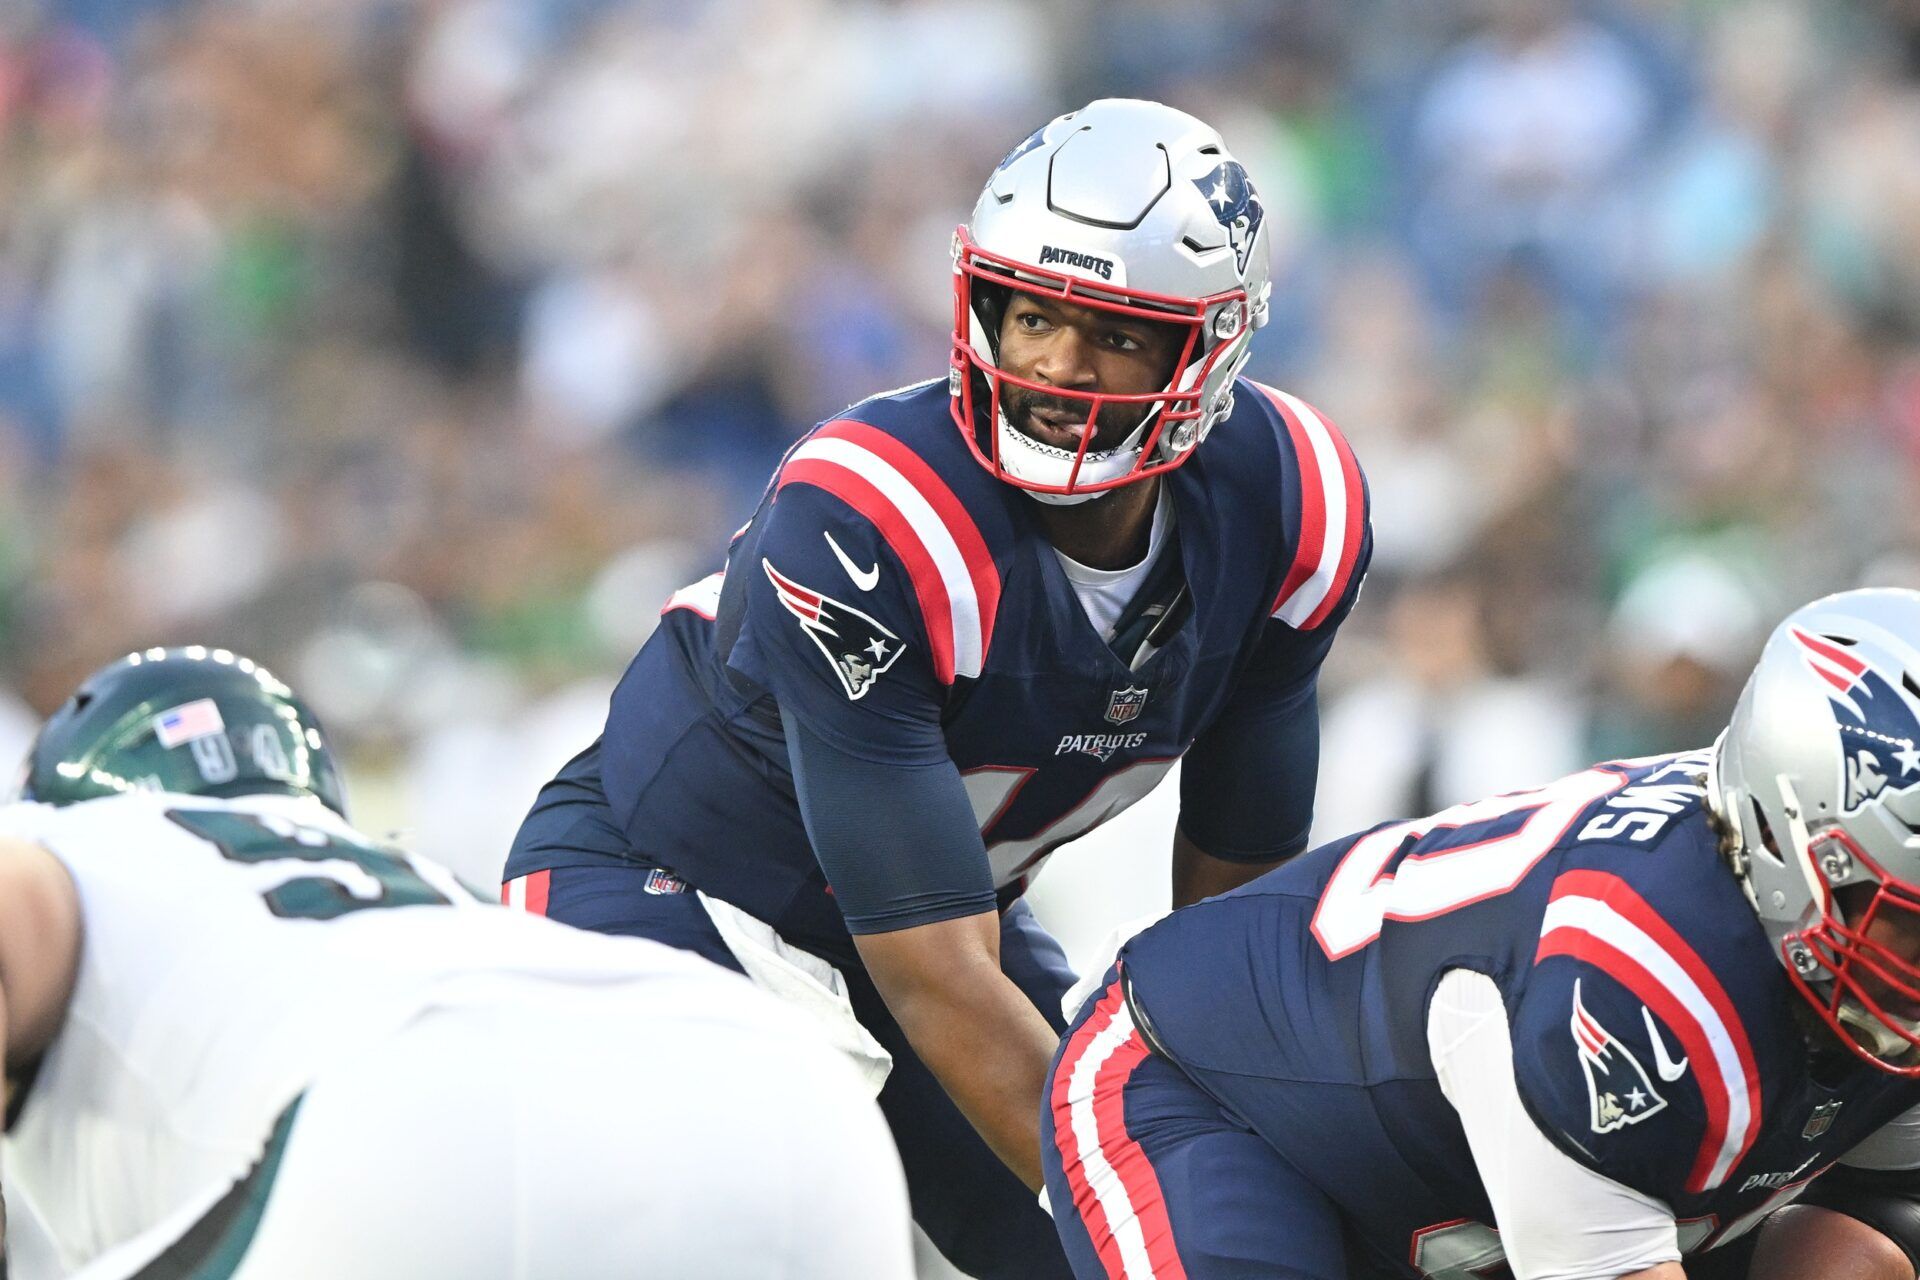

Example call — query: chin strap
[996,405,1138,505]
[1836,996,1920,1066]
[1026,488,1108,507]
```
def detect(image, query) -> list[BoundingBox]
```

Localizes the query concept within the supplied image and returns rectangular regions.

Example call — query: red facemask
[948,226,1252,497]
[1788,828,1920,1074]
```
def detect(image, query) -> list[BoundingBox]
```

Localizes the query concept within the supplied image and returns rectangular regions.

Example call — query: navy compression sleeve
[1177,580,1352,863]
[1178,675,1321,862]
[781,706,998,934]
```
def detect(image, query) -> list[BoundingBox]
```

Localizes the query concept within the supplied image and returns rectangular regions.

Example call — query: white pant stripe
[1065,999,1158,1278]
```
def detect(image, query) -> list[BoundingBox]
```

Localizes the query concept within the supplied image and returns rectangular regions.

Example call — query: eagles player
[505,98,1371,1278]
[0,649,912,1279]
[1042,590,1920,1280]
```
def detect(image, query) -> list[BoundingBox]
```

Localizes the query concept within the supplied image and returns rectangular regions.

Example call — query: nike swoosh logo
[824,532,879,592]
[1641,1005,1689,1081]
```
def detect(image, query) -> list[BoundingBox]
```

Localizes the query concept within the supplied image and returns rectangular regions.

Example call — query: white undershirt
[1052,487,1174,642]
[1426,968,1920,1280]
[1427,968,1681,1280]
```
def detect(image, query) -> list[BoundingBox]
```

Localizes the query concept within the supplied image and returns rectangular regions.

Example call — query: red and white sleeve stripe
[776,420,1001,684]
[1536,870,1763,1193]
[1249,383,1366,631]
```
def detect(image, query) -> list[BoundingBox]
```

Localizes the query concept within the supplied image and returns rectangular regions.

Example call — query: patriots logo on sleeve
[1572,979,1668,1134]
[763,559,906,701]
[1790,627,1920,812]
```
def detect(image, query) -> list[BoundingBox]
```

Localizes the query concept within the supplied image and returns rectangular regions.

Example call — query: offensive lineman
[505,98,1370,1279]
[1043,588,1920,1280]
[0,649,913,1279]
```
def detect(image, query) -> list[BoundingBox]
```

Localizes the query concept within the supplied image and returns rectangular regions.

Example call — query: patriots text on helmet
[1036,246,1115,280]
[950,99,1272,498]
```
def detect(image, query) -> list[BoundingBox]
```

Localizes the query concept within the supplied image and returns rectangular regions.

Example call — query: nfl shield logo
[1803,1100,1842,1140]
[644,868,687,896]
[1105,686,1148,725]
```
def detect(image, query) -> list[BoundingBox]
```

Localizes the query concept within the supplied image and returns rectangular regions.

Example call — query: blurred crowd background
[2,0,1919,916]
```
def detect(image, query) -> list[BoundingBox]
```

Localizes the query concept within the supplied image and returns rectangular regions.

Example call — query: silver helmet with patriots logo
[950,98,1274,504]
[1709,588,1920,1071]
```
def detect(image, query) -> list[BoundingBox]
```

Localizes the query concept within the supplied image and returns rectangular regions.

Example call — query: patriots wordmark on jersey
[498,97,1375,1280]
[507,375,1370,967]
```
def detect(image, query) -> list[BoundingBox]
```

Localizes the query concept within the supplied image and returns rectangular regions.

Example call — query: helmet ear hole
[971,280,1012,358]
[1749,798,1786,867]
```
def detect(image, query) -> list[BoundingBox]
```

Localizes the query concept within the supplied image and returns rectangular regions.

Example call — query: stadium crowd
[1,0,1918,904]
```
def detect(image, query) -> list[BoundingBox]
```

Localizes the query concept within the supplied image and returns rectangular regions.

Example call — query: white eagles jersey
[0,791,770,1271]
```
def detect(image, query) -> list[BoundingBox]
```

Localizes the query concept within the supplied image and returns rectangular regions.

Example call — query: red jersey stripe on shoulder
[816,420,1002,651]
[1306,398,1365,630]
[1538,923,1733,1192]
[1252,384,1327,620]
[1249,382,1366,629]
[775,419,999,682]
[1537,870,1762,1192]
[779,455,958,683]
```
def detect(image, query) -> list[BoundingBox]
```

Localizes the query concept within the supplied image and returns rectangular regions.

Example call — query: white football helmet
[1710,588,1920,1071]
[950,98,1273,504]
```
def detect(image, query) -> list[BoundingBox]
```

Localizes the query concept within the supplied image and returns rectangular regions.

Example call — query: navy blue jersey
[1115,749,1920,1275]
[507,377,1369,968]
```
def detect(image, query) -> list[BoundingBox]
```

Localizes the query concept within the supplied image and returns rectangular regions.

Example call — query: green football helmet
[19,647,347,816]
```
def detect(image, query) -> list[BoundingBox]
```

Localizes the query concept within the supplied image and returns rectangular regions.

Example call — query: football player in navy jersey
[504,98,1371,1279]
[1043,588,1920,1280]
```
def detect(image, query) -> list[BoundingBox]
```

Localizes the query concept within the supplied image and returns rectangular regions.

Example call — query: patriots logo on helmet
[1193,161,1264,275]
[996,125,1048,172]
[1791,627,1920,813]
[764,559,906,701]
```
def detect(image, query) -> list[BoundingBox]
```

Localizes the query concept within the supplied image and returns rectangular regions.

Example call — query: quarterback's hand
[854,910,1060,1190]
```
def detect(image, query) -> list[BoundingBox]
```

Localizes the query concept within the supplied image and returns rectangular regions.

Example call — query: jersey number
[167,809,451,920]
[1310,767,1627,961]
[963,759,1176,885]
